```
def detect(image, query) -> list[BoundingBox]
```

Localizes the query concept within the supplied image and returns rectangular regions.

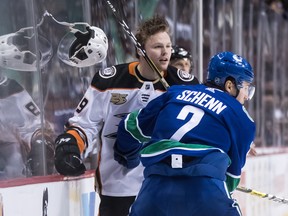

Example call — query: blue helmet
[207,51,254,88]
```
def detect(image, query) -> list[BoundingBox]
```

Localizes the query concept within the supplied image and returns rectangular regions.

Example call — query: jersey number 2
[170,105,204,140]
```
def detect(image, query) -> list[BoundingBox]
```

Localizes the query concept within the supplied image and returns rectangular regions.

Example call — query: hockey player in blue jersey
[114,51,256,216]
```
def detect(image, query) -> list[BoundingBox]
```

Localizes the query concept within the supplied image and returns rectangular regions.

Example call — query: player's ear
[225,80,236,96]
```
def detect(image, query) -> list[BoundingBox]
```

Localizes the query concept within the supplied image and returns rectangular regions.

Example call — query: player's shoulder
[166,66,199,85]
[0,77,24,99]
[206,87,255,122]
[91,62,139,90]
[167,83,202,94]
[98,63,128,79]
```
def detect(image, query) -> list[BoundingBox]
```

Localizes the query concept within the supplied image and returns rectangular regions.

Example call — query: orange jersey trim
[67,130,85,153]
[128,62,139,76]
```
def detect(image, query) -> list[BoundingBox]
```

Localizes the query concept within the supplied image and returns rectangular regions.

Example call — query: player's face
[236,81,254,105]
[170,58,192,72]
[144,31,172,72]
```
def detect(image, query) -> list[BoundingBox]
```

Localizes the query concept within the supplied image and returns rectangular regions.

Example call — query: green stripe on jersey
[226,175,240,192]
[125,110,150,143]
[140,140,217,155]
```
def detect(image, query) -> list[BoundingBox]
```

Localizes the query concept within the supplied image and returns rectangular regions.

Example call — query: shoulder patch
[177,69,194,82]
[99,66,117,79]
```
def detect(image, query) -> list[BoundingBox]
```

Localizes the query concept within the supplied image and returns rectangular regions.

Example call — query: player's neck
[137,64,163,81]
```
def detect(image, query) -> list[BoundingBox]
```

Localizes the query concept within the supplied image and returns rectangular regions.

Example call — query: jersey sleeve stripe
[125,110,150,143]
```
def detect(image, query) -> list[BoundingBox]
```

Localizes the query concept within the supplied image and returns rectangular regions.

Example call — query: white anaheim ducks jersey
[67,62,199,196]
[0,77,41,151]
[0,77,41,179]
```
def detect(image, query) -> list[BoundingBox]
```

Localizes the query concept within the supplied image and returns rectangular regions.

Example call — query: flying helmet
[57,24,108,67]
[0,28,53,71]
[207,51,255,99]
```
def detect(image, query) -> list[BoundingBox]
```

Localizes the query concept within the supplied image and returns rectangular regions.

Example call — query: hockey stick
[103,0,170,90]
[236,186,288,205]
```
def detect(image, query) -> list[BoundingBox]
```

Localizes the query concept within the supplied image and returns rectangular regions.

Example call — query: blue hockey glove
[113,142,141,169]
[54,133,86,176]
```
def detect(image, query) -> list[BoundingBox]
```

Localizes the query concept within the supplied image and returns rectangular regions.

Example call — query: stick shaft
[104,0,170,90]
[236,186,288,205]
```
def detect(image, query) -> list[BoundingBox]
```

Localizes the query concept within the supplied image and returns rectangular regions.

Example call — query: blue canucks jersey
[115,84,256,191]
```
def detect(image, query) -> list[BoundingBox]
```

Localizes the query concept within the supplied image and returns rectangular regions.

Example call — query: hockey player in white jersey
[0,27,55,179]
[54,15,199,216]
[0,73,54,179]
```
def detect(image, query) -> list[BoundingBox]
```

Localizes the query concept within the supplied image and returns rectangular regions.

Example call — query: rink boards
[0,151,288,216]
[0,170,100,216]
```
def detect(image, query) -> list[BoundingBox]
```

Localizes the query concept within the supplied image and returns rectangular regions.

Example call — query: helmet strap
[234,88,240,99]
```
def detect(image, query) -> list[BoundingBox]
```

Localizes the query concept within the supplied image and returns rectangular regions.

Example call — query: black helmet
[170,45,192,61]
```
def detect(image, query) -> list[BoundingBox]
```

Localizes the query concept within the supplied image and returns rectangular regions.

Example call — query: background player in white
[114,51,256,215]
[54,15,199,216]
[0,24,56,179]
[0,70,54,179]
